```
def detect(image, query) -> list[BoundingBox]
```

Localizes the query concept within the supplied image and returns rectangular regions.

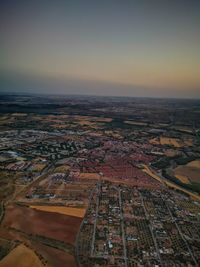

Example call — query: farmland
[30,206,86,218]
[173,160,200,184]
[2,204,82,245]
[0,244,45,267]
[150,137,194,148]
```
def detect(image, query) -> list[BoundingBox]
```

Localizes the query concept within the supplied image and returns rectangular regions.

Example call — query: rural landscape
[0,94,199,267]
[1,0,200,265]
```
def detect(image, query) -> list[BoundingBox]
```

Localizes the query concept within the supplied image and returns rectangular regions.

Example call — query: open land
[30,206,86,218]
[173,160,200,184]
[0,244,45,267]
[2,204,82,245]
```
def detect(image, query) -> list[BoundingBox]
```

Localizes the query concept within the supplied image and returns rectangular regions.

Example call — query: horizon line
[0,91,200,101]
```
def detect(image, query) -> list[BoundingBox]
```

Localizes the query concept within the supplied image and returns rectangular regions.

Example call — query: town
[77,181,199,267]
[0,94,199,267]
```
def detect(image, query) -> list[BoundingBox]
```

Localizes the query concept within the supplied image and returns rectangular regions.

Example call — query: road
[90,181,101,257]
[139,192,163,267]
[118,188,128,267]
[142,164,200,201]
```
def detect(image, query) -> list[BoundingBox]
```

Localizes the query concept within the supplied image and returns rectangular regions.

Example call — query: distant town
[0,94,199,267]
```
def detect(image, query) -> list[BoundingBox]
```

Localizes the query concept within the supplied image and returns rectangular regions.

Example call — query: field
[150,137,193,147]
[30,205,85,218]
[143,165,200,201]
[53,165,70,173]
[32,242,76,267]
[0,224,77,267]
[161,137,182,147]
[21,174,96,206]
[29,163,46,172]
[175,174,190,184]
[74,115,112,123]
[2,204,82,245]
[187,160,200,168]
[79,172,100,180]
[173,160,200,184]
[124,120,147,126]
[70,115,112,129]
[0,244,44,267]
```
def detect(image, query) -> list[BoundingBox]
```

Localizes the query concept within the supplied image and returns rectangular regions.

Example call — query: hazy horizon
[1,0,200,98]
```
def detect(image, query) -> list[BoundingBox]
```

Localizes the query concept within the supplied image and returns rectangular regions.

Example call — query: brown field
[53,165,70,173]
[31,163,46,172]
[149,138,160,145]
[2,204,82,245]
[150,137,193,148]
[73,115,112,123]
[38,178,48,187]
[124,120,147,126]
[104,131,122,139]
[79,172,100,180]
[0,244,44,267]
[0,227,27,244]
[184,139,194,146]
[32,242,76,267]
[160,137,182,147]
[187,160,200,168]
[77,120,95,126]
[175,174,190,184]
[173,160,200,184]
[30,206,85,218]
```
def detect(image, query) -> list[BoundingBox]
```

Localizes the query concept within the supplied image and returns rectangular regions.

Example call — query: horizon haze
[1,0,200,98]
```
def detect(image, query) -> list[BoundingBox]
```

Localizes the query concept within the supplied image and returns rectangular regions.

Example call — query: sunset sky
[1,0,200,98]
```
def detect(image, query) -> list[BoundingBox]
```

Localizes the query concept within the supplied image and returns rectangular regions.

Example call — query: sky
[1,0,200,98]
